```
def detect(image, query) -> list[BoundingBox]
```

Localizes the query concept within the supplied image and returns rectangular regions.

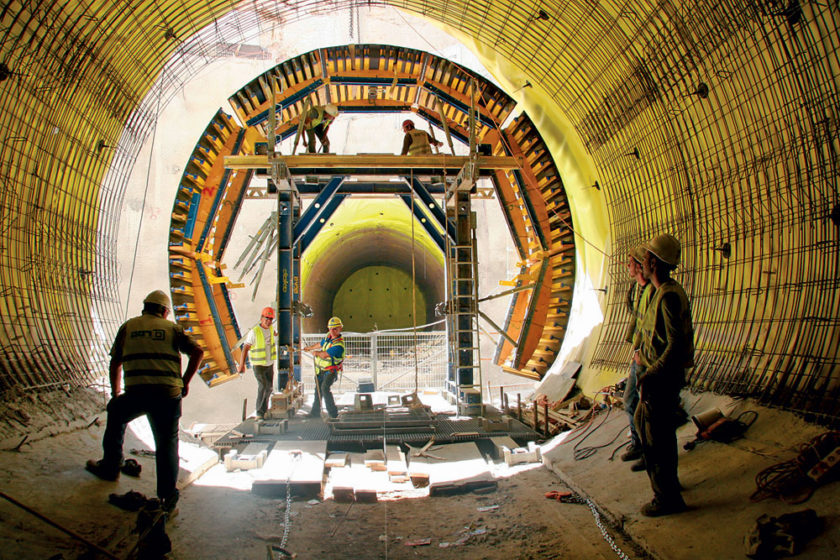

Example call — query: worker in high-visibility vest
[401,119,442,155]
[303,316,345,419]
[86,290,203,516]
[633,234,694,517]
[238,306,278,420]
[303,104,338,153]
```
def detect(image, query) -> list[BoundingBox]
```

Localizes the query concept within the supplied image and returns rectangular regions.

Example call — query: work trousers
[311,369,338,418]
[102,390,181,501]
[306,124,329,153]
[623,360,641,448]
[635,390,684,506]
[253,364,274,417]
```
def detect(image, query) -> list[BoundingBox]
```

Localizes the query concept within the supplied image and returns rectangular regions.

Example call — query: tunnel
[2,1,840,558]
[299,199,446,333]
[1,0,839,426]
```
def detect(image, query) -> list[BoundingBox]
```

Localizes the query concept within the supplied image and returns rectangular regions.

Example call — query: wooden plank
[251,440,326,498]
[364,448,387,471]
[224,154,519,170]
[386,445,408,482]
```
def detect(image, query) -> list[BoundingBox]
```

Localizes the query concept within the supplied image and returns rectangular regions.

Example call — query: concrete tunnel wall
[300,201,446,333]
[1,2,840,429]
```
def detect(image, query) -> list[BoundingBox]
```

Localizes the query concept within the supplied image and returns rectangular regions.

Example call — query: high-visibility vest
[121,314,184,389]
[314,336,345,373]
[249,326,276,366]
[306,106,332,130]
[406,129,432,155]
[638,279,694,374]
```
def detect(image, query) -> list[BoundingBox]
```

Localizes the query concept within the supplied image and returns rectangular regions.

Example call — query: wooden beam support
[225,154,519,171]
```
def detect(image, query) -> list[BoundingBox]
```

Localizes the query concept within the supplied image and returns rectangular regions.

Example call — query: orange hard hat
[402,119,414,129]
[261,307,275,319]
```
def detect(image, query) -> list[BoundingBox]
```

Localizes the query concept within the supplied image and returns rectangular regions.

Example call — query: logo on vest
[131,329,166,340]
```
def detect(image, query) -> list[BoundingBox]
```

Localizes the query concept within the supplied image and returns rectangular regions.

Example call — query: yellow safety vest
[249,326,276,366]
[314,336,345,373]
[406,129,433,155]
[121,315,184,389]
[306,106,332,130]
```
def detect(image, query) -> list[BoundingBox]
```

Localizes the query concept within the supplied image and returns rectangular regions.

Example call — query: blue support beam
[422,83,498,128]
[399,194,445,252]
[245,79,325,127]
[294,176,344,246]
[195,260,236,376]
[299,194,347,254]
[277,191,294,384]
[407,176,456,242]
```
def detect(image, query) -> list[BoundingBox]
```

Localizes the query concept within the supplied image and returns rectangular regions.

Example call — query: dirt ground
[0,418,642,560]
[3,389,839,560]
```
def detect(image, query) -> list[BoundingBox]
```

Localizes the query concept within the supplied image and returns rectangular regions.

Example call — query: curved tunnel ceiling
[1,2,839,424]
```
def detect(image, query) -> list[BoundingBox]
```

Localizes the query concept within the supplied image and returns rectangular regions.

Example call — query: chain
[280,451,302,549]
[584,497,631,560]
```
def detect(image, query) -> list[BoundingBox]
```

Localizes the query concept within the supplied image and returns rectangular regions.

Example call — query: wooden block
[480,416,512,432]
[364,449,387,471]
[489,436,518,461]
[503,441,542,466]
[224,442,270,471]
[386,445,407,480]
[328,452,380,503]
[325,453,347,468]
[256,419,287,434]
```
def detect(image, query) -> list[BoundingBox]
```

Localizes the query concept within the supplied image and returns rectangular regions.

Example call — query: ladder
[445,193,483,415]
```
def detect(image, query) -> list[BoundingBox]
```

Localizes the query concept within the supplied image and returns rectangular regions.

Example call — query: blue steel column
[277,190,295,388]
[292,201,302,384]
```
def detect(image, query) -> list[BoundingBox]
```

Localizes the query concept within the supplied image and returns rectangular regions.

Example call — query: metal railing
[301,323,447,393]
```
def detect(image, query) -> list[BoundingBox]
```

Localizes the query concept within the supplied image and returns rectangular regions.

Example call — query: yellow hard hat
[143,290,170,309]
[644,234,681,266]
[327,316,343,329]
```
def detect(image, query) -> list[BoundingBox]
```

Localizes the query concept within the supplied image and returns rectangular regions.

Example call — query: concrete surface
[542,392,840,559]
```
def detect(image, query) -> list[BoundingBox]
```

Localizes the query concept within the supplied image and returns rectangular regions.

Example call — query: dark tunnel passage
[302,221,445,333]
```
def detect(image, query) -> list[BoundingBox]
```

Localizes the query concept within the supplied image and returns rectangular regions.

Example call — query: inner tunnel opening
[300,200,445,333]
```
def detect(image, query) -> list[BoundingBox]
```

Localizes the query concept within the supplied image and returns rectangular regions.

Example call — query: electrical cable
[123,85,162,320]
[410,168,419,393]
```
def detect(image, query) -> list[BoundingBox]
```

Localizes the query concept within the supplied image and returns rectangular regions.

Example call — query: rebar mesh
[1,0,839,426]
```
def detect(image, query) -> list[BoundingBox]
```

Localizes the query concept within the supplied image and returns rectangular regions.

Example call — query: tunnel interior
[300,201,446,333]
[0,1,839,429]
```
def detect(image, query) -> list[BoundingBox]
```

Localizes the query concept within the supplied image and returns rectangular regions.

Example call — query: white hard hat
[325,104,338,117]
[143,290,171,309]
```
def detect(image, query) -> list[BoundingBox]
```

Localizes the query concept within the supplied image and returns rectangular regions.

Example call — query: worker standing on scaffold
[401,119,442,155]
[304,316,345,419]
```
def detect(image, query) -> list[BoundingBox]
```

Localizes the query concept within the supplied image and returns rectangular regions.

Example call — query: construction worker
[401,119,442,155]
[621,246,654,466]
[86,290,203,514]
[303,316,345,419]
[237,306,277,420]
[633,234,694,517]
[303,104,338,153]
